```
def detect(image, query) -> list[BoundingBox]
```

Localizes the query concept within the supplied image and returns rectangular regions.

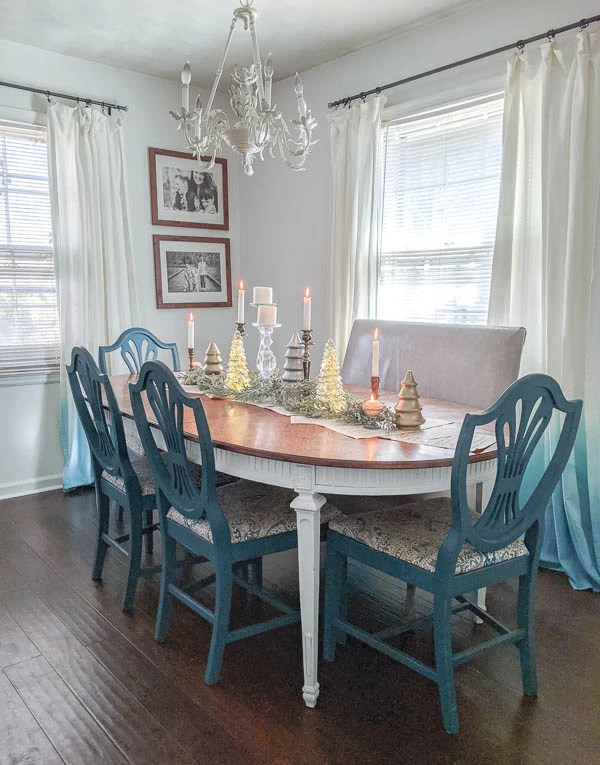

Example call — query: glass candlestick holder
[253,322,282,378]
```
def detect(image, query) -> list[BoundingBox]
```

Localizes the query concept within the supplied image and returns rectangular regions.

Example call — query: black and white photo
[149,148,229,230]
[153,234,231,309]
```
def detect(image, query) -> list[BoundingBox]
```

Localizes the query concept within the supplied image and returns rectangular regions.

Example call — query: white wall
[239,0,600,367]
[0,39,241,498]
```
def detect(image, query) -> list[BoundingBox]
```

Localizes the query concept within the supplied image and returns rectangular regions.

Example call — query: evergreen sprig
[181,368,397,430]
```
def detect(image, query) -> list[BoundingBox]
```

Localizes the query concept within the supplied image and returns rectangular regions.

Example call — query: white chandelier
[170,0,317,176]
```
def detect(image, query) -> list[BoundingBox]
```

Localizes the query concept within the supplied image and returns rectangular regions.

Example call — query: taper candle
[371,327,380,377]
[237,279,245,322]
[181,61,191,112]
[303,287,312,330]
[187,311,194,349]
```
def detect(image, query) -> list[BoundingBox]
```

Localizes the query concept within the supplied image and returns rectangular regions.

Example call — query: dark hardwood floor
[1,488,598,765]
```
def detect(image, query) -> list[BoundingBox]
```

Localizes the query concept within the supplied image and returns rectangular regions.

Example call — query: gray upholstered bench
[342,319,526,409]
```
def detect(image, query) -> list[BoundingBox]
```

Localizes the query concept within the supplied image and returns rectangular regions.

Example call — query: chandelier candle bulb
[372,328,380,378]
[257,304,277,326]
[237,280,245,322]
[303,287,312,330]
[187,311,195,349]
[264,53,273,106]
[253,286,273,304]
[181,61,191,112]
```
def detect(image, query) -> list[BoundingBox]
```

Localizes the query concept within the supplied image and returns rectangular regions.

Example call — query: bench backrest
[341,320,526,409]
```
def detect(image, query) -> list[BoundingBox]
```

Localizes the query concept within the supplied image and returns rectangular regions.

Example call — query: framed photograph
[149,147,229,230]
[153,234,232,309]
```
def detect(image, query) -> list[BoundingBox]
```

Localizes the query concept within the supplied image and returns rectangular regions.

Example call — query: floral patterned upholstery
[328,496,529,575]
[102,460,236,497]
[167,481,341,544]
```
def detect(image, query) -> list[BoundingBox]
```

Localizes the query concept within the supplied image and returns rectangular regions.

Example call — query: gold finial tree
[203,341,223,375]
[225,330,251,392]
[395,370,425,430]
[316,338,346,413]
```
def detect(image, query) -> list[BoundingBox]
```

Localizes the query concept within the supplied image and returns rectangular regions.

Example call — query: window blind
[378,96,504,325]
[0,121,60,373]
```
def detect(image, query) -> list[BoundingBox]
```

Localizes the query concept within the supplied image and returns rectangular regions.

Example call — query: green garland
[182,368,397,431]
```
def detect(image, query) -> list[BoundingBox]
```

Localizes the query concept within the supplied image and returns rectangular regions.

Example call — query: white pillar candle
[371,327,380,377]
[253,286,273,304]
[187,311,195,349]
[303,287,312,330]
[257,304,277,326]
[237,279,245,322]
[181,61,191,113]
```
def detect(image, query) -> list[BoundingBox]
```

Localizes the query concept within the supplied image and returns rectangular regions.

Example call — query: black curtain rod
[328,14,600,109]
[0,80,128,112]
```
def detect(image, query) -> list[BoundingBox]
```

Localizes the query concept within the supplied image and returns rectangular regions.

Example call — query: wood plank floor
[1,488,599,765]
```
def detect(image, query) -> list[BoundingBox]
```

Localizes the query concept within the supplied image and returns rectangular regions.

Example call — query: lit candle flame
[373,327,379,340]
[187,311,194,322]
[239,279,244,290]
[305,286,310,298]
[370,394,375,401]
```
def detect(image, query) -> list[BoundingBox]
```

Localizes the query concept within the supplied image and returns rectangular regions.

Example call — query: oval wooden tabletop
[110,375,496,471]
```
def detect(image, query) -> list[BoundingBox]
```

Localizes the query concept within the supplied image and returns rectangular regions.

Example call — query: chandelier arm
[205,15,239,118]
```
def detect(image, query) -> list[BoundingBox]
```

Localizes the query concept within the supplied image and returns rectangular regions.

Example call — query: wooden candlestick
[370,376,380,400]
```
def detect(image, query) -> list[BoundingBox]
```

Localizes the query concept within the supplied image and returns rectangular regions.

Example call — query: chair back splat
[66,346,134,485]
[130,360,230,551]
[445,374,582,568]
[98,327,181,375]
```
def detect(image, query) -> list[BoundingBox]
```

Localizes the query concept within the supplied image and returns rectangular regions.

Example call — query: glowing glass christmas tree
[315,338,346,413]
[225,330,251,392]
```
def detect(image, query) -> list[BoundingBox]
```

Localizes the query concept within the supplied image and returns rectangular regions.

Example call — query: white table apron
[122,417,497,709]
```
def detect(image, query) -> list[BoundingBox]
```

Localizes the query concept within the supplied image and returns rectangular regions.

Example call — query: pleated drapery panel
[48,102,138,490]
[489,31,600,590]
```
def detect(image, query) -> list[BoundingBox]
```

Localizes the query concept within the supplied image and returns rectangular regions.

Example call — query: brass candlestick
[301,329,314,380]
[370,375,380,400]
[188,348,194,371]
[236,322,246,337]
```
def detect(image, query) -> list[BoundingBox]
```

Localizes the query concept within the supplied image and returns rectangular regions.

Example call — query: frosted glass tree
[225,330,251,391]
[315,339,346,413]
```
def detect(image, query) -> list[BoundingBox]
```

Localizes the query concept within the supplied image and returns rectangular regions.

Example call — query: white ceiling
[0,0,477,86]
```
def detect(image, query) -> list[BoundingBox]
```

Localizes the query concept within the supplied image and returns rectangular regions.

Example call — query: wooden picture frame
[149,147,229,230]
[153,234,232,309]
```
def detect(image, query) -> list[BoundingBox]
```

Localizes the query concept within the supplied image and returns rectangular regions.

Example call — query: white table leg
[291,489,326,708]
[474,480,494,620]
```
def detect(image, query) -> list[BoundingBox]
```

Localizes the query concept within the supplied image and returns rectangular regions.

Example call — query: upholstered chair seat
[168,481,340,544]
[328,496,529,575]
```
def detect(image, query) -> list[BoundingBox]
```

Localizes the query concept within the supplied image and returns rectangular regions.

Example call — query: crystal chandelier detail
[170,0,317,176]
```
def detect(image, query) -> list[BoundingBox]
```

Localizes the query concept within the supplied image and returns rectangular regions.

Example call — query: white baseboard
[0,474,63,501]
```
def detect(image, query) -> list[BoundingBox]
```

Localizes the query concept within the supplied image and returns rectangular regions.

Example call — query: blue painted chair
[323,374,582,733]
[66,346,161,612]
[130,360,339,685]
[98,327,181,375]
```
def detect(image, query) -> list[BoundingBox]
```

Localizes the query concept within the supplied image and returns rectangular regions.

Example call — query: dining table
[110,375,498,709]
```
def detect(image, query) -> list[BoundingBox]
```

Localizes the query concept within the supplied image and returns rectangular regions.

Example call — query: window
[0,120,59,375]
[378,96,504,324]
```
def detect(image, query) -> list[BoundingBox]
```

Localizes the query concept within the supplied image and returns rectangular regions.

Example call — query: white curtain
[328,96,385,356]
[489,31,600,589]
[48,102,138,490]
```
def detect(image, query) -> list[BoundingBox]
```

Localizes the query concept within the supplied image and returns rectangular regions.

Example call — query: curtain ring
[516,40,525,53]
[45,90,51,103]
[375,87,382,96]
[580,18,589,30]
[546,29,556,42]
[360,92,366,103]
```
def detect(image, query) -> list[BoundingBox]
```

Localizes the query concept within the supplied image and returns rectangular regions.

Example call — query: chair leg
[250,558,263,588]
[144,508,154,554]
[433,593,459,734]
[517,570,538,696]
[122,508,142,613]
[323,543,346,661]
[155,532,177,643]
[92,490,110,581]
[205,563,233,685]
